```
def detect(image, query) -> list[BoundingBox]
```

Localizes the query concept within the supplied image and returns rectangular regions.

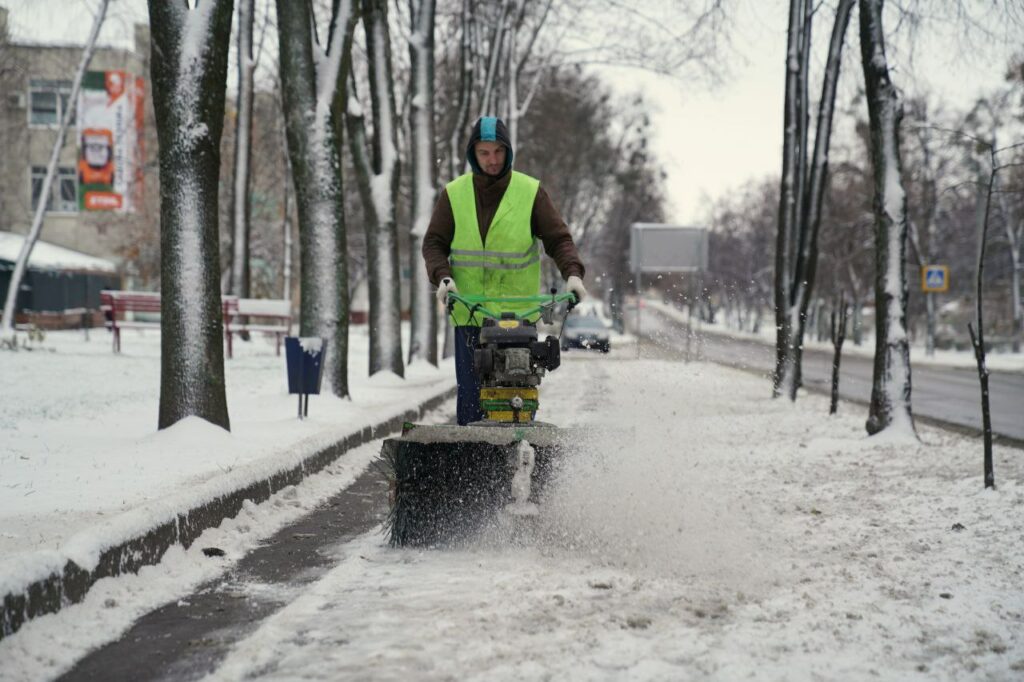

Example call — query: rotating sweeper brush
[381,291,587,547]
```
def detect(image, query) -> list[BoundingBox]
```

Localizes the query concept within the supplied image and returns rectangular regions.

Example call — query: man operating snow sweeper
[422,115,588,425]
[380,115,592,547]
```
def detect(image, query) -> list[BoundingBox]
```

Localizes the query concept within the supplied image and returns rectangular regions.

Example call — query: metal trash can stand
[284,337,328,418]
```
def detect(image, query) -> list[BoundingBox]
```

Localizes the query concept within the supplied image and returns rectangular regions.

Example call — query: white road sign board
[629,224,708,274]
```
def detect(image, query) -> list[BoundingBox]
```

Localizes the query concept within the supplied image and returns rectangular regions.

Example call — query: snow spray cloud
[536,371,780,589]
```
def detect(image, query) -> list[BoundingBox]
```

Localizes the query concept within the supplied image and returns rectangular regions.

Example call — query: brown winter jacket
[421,171,585,287]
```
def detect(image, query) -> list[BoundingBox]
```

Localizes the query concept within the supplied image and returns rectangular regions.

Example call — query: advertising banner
[77,71,144,212]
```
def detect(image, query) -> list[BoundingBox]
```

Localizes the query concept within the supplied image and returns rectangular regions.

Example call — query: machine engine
[473,313,560,387]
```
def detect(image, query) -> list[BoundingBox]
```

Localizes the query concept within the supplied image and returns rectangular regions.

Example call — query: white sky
[5,0,1017,225]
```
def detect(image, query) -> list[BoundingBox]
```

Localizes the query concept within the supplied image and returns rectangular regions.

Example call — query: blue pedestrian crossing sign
[921,265,949,293]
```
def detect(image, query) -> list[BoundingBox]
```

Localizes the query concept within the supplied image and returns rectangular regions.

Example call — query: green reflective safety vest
[447,171,541,326]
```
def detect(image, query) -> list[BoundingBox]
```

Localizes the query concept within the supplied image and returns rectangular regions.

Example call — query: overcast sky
[5,0,1017,225]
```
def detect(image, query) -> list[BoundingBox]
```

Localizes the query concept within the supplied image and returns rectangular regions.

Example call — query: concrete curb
[0,385,457,642]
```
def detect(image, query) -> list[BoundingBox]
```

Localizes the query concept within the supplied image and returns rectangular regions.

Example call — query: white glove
[436,277,458,305]
[565,275,587,303]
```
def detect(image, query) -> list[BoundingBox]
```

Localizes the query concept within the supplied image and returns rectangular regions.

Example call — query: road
[634,306,1024,442]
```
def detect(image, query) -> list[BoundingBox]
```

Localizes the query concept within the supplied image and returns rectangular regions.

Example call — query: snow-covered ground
[202,351,1023,681]
[0,326,454,596]
[3,329,1023,681]
[646,299,1024,374]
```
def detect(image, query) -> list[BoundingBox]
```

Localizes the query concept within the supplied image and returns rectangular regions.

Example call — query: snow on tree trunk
[0,0,109,342]
[407,0,438,366]
[149,0,234,431]
[276,0,356,397]
[228,0,255,302]
[347,0,404,378]
[858,0,916,437]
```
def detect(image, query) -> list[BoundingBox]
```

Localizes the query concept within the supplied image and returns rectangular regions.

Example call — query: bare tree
[859,0,915,437]
[959,131,1022,488]
[227,0,255,305]
[277,0,357,397]
[968,149,998,490]
[829,292,849,415]
[149,0,235,430]
[904,101,954,357]
[773,0,856,400]
[406,0,438,366]
[347,0,404,377]
[0,0,109,344]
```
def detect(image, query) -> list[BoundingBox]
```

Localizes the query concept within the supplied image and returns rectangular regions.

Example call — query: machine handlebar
[446,290,578,323]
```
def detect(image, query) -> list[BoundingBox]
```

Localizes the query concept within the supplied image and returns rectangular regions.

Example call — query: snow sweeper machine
[381,290,588,546]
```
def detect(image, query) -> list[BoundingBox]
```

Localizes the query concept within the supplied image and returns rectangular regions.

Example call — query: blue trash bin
[284,337,328,418]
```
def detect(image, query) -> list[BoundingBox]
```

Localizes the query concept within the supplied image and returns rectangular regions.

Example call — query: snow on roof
[0,232,117,273]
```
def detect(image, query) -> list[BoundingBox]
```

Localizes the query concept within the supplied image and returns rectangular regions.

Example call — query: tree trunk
[772,0,804,398]
[149,0,234,430]
[971,153,998,488]
[447,0,474,179]
[407,0,438,366]
[829,294,848,415]
[347,0,404,378]
[774,0,855,400]
[0,0,109,341]
[228,0,255,303]
[997,182,1022,352]
[277,0,356,397]
[859,0,915,437]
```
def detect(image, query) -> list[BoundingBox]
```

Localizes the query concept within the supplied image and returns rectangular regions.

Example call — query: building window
[31,166,78,213]
[29,79,73,127]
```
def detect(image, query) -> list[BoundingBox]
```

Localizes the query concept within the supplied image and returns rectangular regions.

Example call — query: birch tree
[347,0,404,377]
[227,0,255,305]
[859,0,916,436]
[277,0,357,397]
[149,0,234,430]
[406,0,438,366]
[772,0,856,400]
[0,0,109,344]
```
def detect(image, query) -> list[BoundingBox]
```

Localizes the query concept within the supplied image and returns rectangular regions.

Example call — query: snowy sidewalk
[0,326,455,637]
[198,353,1023,681]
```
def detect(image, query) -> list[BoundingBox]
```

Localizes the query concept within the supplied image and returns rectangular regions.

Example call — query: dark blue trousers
[454,326,486,425]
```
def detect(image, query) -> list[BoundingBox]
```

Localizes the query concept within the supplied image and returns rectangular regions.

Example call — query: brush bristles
[381,439,558,547]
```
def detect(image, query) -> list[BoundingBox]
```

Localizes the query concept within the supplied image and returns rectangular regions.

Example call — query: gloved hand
[565,275,587,303]
[436,277,458,305]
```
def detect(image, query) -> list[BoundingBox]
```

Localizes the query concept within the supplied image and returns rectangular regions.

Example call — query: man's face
[474,141,506,176]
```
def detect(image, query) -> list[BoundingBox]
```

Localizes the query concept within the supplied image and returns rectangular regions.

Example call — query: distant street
[634,307,1024,442]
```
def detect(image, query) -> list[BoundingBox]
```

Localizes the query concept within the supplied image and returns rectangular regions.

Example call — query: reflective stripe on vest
[447,171,541,326]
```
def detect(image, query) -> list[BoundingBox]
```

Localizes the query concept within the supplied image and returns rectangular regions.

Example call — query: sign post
[629,224,709,359]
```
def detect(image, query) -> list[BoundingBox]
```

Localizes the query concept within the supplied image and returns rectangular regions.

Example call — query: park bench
[223,297,293,358]
[100,291,292,356]
[100,290,161,353]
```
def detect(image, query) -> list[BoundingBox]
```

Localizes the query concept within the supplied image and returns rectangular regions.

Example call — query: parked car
[561,314,611,352]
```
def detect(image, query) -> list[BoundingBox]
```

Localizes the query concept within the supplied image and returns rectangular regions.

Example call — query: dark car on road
[561,314,611,353]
